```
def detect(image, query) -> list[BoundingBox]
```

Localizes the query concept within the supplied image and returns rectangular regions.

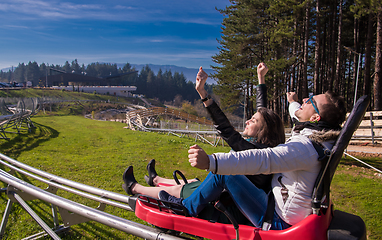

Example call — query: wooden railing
[126,106,213,127]
[351,111,382,144]
[125,107,223,146]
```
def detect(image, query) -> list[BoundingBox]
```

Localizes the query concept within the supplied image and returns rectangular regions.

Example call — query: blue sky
[0,0,231,70]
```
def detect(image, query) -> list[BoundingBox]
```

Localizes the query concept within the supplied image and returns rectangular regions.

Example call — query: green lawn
[0,114,381,239]
[331,163,382,240]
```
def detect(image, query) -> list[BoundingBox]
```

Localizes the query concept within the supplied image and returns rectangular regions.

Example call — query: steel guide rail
[0,153,184,240]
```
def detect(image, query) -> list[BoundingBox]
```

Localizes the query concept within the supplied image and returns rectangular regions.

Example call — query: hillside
[0,88,142,104]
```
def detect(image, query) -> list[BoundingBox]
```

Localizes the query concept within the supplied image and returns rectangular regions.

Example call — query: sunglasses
[305,95,320,115]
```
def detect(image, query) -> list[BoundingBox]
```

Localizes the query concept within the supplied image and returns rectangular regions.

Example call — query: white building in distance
[52,86,137,97]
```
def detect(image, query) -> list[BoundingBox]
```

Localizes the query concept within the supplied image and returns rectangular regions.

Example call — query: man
[159,91,346,230]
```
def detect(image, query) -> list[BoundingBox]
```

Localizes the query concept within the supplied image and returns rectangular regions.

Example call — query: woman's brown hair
[256,107,285,147]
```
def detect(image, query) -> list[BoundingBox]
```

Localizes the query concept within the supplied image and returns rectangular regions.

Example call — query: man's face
[243,112,264,137]
[295,94,328,122]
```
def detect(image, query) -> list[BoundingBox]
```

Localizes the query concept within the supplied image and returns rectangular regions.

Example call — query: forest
[0,60,213,104]
[212,0,381,124]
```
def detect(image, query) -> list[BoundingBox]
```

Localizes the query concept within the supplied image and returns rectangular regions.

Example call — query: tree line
[0,60,213,104]
[212,0,382,124]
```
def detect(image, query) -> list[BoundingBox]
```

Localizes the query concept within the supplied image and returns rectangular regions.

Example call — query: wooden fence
[126,106,213,130]
[351,111,382,144]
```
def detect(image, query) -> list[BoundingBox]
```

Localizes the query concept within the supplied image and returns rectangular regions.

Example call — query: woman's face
[243,112,264,137]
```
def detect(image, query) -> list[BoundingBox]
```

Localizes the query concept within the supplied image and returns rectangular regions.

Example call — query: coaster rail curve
[126,106,227,146]
[0,153,184,240]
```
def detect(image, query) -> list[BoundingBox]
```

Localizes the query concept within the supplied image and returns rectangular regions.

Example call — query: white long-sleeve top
[207,102,333,225]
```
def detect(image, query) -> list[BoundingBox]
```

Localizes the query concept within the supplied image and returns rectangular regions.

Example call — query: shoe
[145,159,158,186]
[122,166,137,195]
[158,190,184,206]
[158,190,189,216]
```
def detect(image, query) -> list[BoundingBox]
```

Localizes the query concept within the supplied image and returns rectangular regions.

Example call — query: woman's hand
[195,66,208,93]
[257,62,268,84]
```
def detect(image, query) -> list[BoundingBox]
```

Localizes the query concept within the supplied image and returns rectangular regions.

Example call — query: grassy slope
[331,163,382,240]
[0,88,146,106]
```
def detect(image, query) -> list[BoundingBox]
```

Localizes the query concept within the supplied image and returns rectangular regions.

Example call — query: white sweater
[207,102,333,225]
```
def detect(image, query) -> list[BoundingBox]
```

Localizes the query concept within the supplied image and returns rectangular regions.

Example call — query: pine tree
[375,8,382,110]
[212,0,271,118]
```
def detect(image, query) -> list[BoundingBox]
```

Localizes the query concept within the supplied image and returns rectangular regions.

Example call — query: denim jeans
[182,172,290,230]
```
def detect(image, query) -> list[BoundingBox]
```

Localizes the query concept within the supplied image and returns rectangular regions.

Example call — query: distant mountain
[0,67,12,72]
[121,64,217,85]
[1,64,218,84]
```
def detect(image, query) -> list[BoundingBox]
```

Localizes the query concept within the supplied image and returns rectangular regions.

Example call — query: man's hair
[319,90,346,127]
[257,107,285,147]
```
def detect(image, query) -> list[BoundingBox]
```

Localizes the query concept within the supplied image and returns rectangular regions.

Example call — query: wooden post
[370,112,375,144]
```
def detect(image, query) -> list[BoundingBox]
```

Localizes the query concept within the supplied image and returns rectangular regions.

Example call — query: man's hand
[188,144,210,170]
[287,92,299,103]
[195,67,208,93]
[257,62,268,84]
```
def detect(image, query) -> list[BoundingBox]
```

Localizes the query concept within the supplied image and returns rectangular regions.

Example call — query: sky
[0,0,231,71]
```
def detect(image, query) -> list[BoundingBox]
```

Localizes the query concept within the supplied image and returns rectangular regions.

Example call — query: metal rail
[128,115,224,146]
[0,153,185,239]
[343,152,382,174]
[125,106,228,146]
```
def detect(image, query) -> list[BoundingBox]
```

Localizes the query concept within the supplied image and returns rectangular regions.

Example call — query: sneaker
[158,190,190,216]
[158,190,183,207]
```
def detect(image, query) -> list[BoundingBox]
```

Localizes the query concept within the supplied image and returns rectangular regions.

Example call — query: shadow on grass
[0,122,60,187]
[340,155,382,172]
[65,222,129,240]
[0,122,59,159]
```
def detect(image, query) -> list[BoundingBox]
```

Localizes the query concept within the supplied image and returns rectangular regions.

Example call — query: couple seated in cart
[122,62,348,232]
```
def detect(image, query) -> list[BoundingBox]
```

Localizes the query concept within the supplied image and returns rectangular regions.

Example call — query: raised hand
[286,92,299,103]
[257,62,268,84]
[195,66,208,92]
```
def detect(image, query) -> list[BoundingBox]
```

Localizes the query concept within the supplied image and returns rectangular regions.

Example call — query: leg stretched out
[122,165,184,198]
[159,173,291,230]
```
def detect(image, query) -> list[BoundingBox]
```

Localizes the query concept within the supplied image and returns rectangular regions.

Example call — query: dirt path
[346,142,382,158]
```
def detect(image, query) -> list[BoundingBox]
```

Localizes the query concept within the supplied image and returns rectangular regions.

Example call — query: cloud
[0,0,226,25]
[1,25,29,29]
[0,0,229,70]
[113,5,135,10]
[30,49,217,67]
[0,47,219,70]
[150,39,164,43]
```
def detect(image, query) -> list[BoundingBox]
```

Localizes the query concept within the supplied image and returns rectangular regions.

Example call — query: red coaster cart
[129,95,369,240]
